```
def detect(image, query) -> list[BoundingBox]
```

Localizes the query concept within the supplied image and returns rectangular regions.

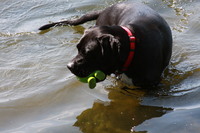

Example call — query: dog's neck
[106,25,136,74]
[120,26,136,71]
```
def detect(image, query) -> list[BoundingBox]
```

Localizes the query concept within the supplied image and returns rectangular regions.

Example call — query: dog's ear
[96,34,120,56]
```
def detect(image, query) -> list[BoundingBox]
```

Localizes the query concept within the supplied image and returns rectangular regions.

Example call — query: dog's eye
[85,47,92,55]
[78,47,91,56]
[84,43,95,55]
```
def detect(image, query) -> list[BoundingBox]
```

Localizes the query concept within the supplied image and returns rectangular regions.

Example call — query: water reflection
[0,0,200,132]
[74,88,172,133]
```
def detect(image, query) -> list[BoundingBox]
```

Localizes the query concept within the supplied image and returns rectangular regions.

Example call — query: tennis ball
[77,76,88,83]
[94,70,106,80]
[87,77,96,89]
[76,70,106,89]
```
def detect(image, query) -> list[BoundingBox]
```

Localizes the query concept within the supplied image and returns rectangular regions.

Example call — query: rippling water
[0,0,200,133]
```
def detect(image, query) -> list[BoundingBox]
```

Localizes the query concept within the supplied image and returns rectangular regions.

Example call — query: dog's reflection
[74,88,172,133]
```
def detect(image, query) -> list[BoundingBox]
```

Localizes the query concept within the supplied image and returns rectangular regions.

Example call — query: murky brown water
[0,0,200,133]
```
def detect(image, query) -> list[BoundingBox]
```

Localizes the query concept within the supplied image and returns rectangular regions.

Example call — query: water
[0,0,200,132]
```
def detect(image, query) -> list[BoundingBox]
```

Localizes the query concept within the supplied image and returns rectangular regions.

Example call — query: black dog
[39,1,172,87]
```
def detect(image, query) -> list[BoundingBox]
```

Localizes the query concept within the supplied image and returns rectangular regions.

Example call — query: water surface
[0,0,200,133]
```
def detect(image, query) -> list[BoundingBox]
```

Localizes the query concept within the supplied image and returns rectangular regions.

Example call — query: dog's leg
[39,10,102,30]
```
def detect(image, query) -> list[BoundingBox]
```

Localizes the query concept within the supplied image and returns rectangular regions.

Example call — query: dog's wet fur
[39,1,172,88]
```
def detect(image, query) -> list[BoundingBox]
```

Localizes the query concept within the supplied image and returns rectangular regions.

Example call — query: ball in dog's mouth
[76,70,106,89]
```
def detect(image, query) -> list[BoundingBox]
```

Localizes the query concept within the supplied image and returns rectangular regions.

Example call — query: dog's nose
[67,62,74,71]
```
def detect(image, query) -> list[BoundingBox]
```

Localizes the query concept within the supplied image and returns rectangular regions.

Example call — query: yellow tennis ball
[76,70,106,89]
[94,70,106,80]
[77,76,88,83]
[87,77,96,89]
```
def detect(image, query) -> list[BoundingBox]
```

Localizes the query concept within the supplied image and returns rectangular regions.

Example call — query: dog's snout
[67,62,74,71]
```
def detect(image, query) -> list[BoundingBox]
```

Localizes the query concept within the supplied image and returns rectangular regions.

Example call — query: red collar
[120,26,136,71]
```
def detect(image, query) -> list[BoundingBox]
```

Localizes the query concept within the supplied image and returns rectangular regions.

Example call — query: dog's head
[67,26,121,77]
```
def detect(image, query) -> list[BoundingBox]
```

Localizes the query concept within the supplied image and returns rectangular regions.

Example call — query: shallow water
[0,0,200,133]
